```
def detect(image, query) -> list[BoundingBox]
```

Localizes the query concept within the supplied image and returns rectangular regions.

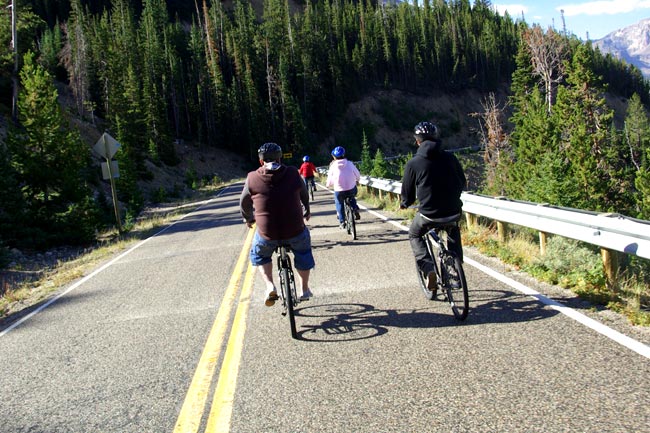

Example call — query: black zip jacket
[400,139,466,219]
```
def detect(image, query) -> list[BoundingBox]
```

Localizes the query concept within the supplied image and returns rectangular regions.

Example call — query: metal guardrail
[355,175,650,260]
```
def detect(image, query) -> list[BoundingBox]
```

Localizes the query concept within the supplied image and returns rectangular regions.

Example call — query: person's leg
[408,213,435,274]
[257,262,276,291]
[447,224,464,263]
[348,186,360,219]
[290,228,315,299]
[333,191,344,223]
[250,231,279,306]
[409,214,438,290]
[296,269,312,299]
[348,186,359,210]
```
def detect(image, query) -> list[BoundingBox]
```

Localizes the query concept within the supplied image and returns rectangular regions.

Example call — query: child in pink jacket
[326,146,361,227]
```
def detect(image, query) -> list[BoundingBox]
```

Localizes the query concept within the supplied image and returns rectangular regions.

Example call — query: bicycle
[276,244,300,339]
[415,216,469,321]
[307,179,316,202]
[342,196,357,240]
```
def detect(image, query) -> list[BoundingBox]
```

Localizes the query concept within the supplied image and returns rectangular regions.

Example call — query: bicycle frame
[420,224,469,321]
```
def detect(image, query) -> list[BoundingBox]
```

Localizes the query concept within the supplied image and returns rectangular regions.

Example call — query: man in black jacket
[400,121,466,290]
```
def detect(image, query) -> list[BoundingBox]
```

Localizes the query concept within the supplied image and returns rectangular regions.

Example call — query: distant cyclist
[399,121,466,289]
[326,146,361,228]
[240,143,315,305]
[299,155,317,189]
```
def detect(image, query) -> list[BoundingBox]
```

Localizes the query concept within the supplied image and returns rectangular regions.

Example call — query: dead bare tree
[524,25,568,114]
[471,93,510,195]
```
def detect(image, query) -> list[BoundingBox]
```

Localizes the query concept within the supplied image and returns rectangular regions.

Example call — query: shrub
[526,236,606,292]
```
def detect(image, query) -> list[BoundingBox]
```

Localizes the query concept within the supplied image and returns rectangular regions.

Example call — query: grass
[0,181,239,321]
[464,223,650,326]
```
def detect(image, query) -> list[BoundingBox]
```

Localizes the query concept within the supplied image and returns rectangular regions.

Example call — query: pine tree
[65,0,92,119]
[140,0,176,164]
[8,51,98,247]
[625,93,650,219]
[370,148,389,178]
[553,43,617,211]
[359,130,372,175]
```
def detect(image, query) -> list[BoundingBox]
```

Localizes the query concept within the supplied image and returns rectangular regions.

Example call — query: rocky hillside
[594,18,650,78]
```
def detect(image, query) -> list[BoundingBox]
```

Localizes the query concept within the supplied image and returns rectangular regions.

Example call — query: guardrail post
[600,248,619,289]
[465,212,477,229]
[497,221,508,243]
[539,231,548,255]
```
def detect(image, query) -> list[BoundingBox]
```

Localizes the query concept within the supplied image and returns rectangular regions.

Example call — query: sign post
[93,132,122,232]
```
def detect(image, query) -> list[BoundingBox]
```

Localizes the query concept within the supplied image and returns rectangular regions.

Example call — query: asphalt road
[1,183,649,433]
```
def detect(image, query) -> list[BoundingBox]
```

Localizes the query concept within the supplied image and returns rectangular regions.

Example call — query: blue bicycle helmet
[331,146,345,158]
[303,155,310,162]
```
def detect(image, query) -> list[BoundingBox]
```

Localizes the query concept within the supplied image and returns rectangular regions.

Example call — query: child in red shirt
[299,155,317,190]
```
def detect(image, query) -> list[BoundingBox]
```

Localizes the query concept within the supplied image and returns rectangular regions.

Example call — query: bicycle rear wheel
[309,183,315,201]
[344,200,357,240]
[280,268,298,338]
[442,253,469,320]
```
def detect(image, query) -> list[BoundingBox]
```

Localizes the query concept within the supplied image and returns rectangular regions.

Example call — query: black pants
[408,212,463,274]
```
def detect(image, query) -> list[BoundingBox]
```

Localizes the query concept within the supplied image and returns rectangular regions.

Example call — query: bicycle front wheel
[443,254,469,321]
[345,201,357,240]
[280,267,298,338]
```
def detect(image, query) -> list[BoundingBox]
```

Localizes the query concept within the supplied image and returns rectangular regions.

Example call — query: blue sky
[486,0,650,40]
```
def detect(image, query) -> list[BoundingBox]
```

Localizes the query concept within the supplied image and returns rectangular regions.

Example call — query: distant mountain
[593,18,650,78]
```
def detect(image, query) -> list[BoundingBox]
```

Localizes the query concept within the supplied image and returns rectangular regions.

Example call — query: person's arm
[326,162,335,187]
[451,155,467,192]
[299,178,311,220]
[239,177,255,227]
[352,163,361,182]
[400,164,415,209]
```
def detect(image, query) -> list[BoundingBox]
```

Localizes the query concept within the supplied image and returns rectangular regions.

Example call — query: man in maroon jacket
[240,143,315,306]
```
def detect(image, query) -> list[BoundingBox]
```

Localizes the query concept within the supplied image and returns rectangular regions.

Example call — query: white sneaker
[300,289,313,301]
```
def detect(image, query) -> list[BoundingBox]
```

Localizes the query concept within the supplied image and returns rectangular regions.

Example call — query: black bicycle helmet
[331,146,345,158]
[258,142,282,162]
[414,121,439,141]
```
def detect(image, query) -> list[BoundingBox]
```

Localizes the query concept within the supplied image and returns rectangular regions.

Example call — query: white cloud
[492,4,529,16]
[558,0,650,16]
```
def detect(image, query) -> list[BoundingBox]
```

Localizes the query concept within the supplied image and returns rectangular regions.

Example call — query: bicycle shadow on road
[294,295,558,342]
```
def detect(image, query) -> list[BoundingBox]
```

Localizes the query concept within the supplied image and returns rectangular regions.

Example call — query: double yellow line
[173,228,256,433]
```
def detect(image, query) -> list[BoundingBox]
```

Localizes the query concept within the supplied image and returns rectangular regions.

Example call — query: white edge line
[0,187,234,338]
[332,189,650,360]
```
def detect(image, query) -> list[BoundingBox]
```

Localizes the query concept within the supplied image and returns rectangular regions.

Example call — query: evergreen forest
[1,0,650,252]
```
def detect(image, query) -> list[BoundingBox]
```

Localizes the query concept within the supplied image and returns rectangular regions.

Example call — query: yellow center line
[173,228,255,433]
[204,261,256,433]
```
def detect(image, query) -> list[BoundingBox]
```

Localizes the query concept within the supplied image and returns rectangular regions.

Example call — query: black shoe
[426,271,438,297]
[354,210,360,220]
[339,222,346,229]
